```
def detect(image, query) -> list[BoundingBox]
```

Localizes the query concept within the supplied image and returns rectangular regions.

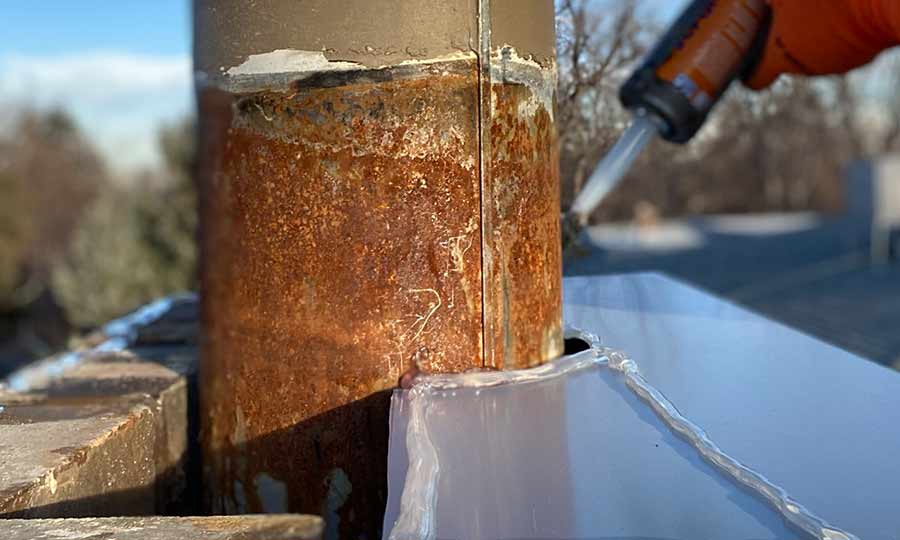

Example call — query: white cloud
[0,51,193,173]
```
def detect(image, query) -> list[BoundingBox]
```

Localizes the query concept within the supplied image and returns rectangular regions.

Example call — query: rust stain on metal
[198,35,562,540]
[199,61,486,536]
[480,59,564,369]
[485,81,563,368]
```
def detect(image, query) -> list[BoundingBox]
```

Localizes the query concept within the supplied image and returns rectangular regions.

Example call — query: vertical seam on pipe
[476,0,495,369]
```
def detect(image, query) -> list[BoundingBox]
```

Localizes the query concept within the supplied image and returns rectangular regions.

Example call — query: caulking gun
[562,0,771,251]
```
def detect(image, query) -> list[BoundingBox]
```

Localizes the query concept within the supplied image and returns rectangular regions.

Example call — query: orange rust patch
[199,67,485,535]
[482,81,564,369]
[197,61,562,538]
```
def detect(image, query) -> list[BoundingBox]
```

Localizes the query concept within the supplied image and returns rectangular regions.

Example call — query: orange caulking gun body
[565,0,771,245]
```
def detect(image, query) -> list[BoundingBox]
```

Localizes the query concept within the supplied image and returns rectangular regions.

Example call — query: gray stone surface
[0,295,199,518]
[0,356,188,517]
[2,515,322,540]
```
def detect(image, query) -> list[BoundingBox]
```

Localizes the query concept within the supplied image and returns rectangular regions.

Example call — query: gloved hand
[745,0,900,89]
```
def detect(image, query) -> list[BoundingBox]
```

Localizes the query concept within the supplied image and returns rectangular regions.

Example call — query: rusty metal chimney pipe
[194,0,561,536]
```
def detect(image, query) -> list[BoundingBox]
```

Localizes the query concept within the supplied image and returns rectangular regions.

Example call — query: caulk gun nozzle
[568,114,660,221]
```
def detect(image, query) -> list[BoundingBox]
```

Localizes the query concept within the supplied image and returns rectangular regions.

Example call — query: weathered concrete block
[2,514,322,539]
[0,353,189,517]
[0,295,200,517]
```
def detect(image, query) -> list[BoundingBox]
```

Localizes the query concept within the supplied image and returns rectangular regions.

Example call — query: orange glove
[745,0,900,89]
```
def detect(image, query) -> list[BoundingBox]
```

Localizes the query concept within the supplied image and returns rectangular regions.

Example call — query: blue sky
[0,1,192,173]
[1,1,190,57]
[0,0,684,173]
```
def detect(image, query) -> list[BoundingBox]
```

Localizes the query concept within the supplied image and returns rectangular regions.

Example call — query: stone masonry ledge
[3,514,323,539]
[0,295,325,538]
[0,295,200,519]
[0,352,189,518]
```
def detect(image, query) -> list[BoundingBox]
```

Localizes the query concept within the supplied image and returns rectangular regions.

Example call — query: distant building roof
[566,210,899,368]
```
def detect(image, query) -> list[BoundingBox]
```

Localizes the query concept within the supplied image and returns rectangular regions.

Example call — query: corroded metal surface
[201,62,484,391]
[196,2,560,537]
[199,62,485,536]
[481,54,563,369]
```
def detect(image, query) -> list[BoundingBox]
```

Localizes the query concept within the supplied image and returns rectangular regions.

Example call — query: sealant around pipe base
[384,328,857,540]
